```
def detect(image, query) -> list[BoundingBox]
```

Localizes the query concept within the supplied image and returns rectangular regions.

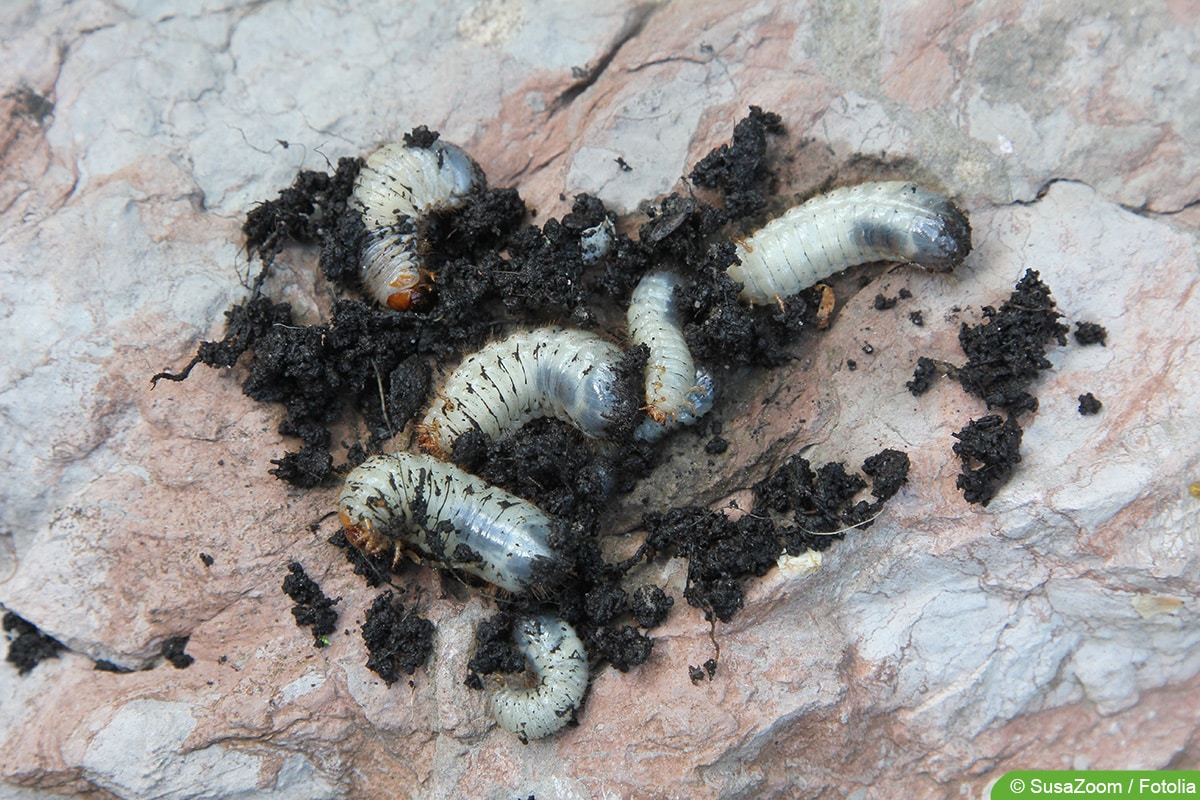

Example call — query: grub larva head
[337,501,392,558]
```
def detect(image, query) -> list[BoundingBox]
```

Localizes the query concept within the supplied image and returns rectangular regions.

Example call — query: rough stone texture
[1,1,1198,799]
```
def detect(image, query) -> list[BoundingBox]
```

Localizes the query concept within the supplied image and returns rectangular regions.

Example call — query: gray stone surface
[1,1,1198,798]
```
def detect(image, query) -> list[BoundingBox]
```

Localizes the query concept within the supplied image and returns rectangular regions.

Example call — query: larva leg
[351,138,485,310]
[727,181,971,305]
[338,453,561,594]
[634,367,716,442]
[491,614,589,743]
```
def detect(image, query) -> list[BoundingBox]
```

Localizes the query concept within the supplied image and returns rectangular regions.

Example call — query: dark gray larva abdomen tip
[912,194,972,272]
[853,189,972,273]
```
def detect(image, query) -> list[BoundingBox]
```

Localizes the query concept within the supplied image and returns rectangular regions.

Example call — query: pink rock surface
[2,1,1198,798]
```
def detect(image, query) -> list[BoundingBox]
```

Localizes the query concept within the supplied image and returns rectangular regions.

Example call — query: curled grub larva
[628,271,697,423]
[492,614,588,743]
[417,327,637,458]
[727,181,971,305]
[627,271,716,438]
[338,452,560,593]
[352,139,485,311]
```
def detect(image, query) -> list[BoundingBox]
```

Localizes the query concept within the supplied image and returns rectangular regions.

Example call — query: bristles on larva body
[338,453,558,593]
[492,614,589,743]
[728,181,972,305]
[418,327,636,458]
[628,271,698,424]
[351,140,485,310]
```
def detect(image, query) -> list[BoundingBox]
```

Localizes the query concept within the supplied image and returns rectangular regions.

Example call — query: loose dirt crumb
[3,611,65,675]
[1078,392,1102,415]
[361,592,434,684]
[1074,321,1108,346]
[952,415,1024,506]
[282,562,340,647]
[161,635,194,669]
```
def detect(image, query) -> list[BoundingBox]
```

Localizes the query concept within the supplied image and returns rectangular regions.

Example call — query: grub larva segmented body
[351,140,485,310]
[338,453,559,593]
[727,181,971,305]
[492,614,589,742]
[627,271,713,427]
[418,327,637,458]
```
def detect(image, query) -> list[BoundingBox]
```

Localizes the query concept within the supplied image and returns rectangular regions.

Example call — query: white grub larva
[338,452,560,593]
[627,271,710,425]
[492,614,589,743]
[351,139,485,311]
[417,327,637,458]
[727,181,972,305]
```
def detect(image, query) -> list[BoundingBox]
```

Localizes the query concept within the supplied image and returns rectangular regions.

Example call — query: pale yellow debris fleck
[776,549,823,579]
[1131,595,1185,619]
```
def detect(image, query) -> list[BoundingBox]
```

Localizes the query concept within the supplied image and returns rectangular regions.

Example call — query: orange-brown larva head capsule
[384,270,435,311]
[385,291,415,311]
[339,510,391,557]
[415,422,449,459]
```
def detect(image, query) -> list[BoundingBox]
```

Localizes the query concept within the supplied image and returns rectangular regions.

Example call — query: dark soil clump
[1078,392,1102,415]
[282,562,340,646]
[631,584,674,629]
[243,156,362,265]
[360,592,435,684]
[465,613,525,689]
[643,450,909,623]
[1074,321,1108,346]
[3,611,65,675]
[952,414,1024,506]
[953,269,1068,413]
[907,270,1084,506]
[588,625,653,672]
[161,635,194,669]
[690,105,786,218]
